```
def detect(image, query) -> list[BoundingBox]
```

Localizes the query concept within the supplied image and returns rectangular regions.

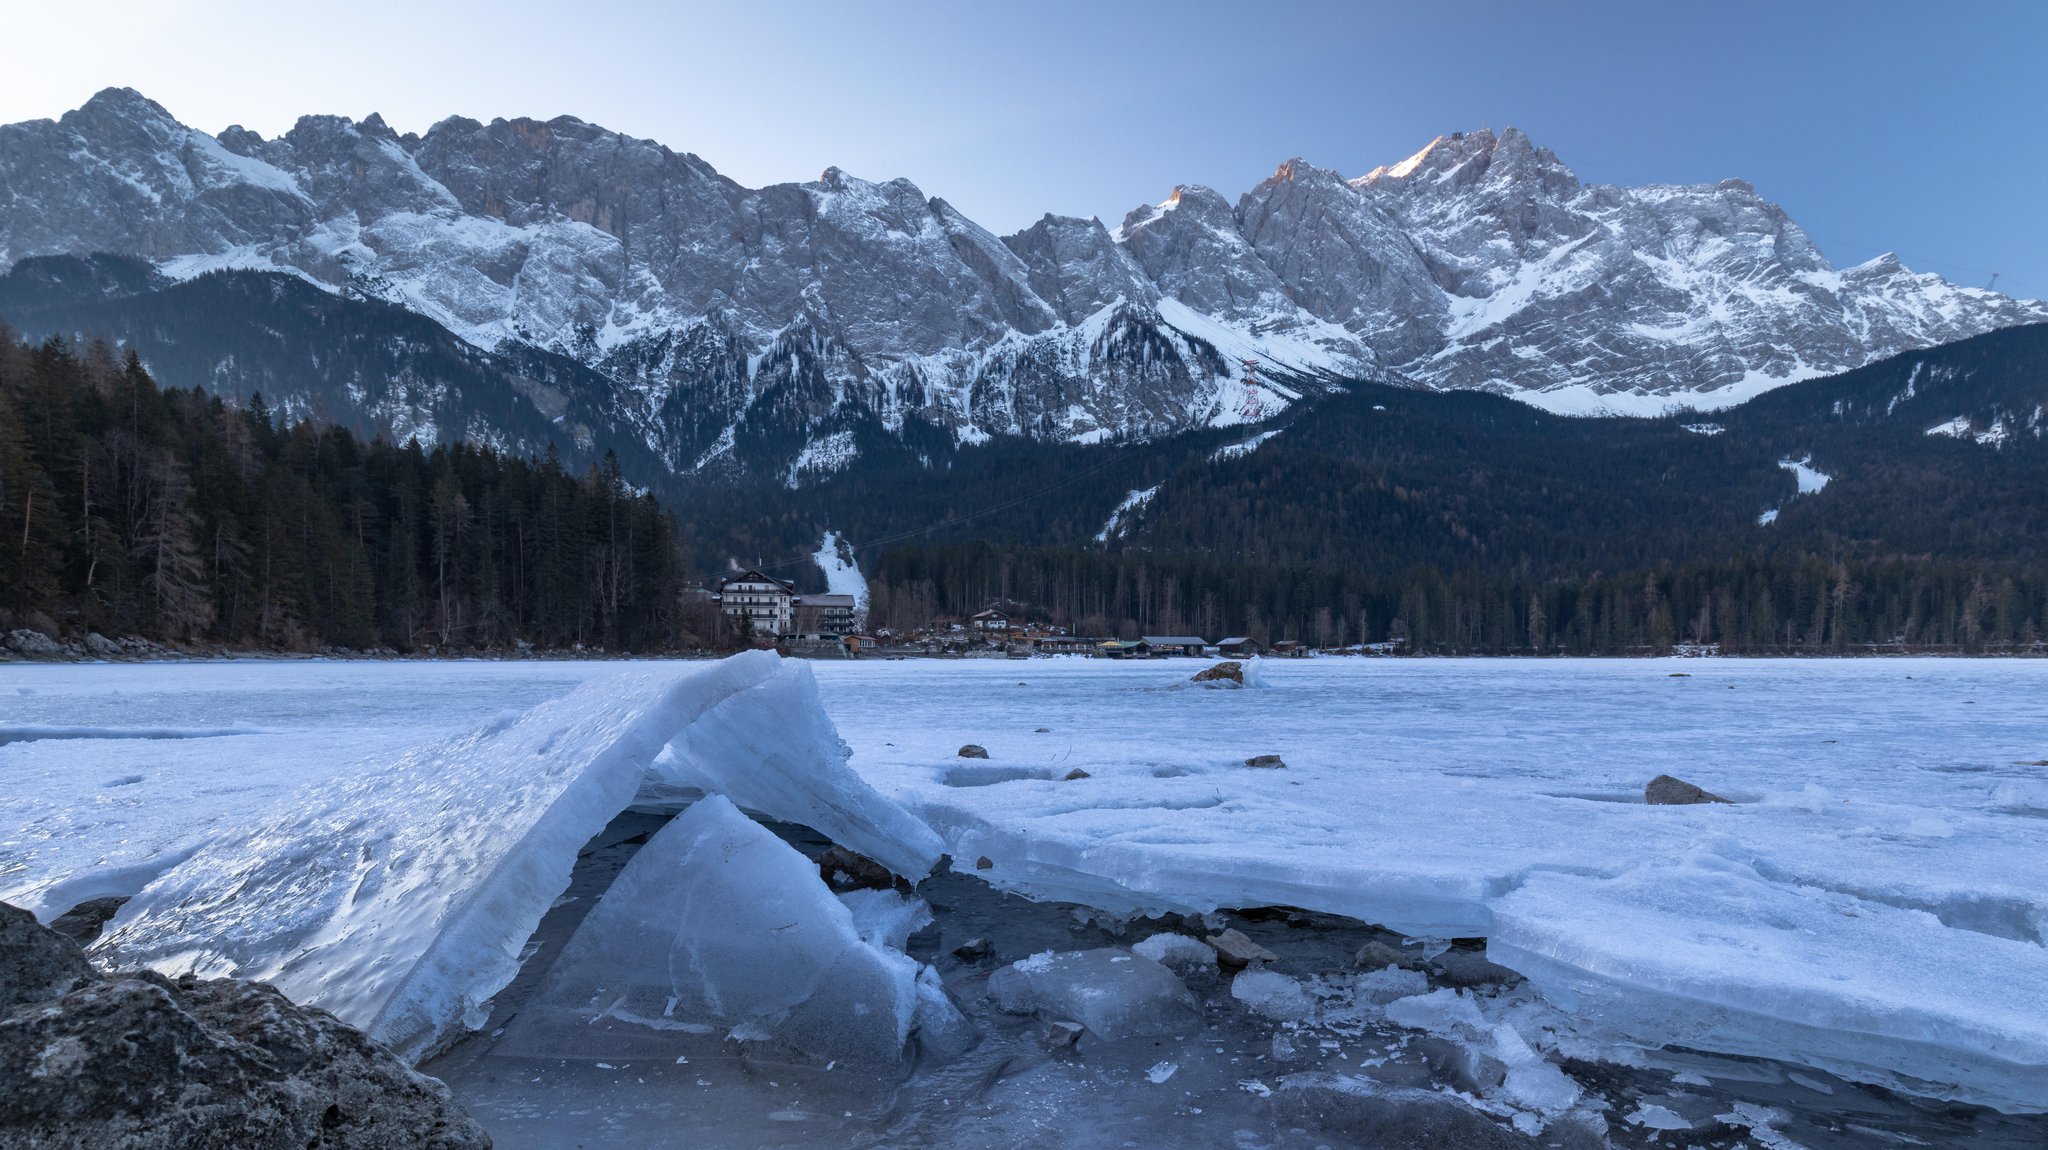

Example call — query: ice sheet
[809,657,2048,1111]
[7,655,2047,1112]
[89,653,786,1061]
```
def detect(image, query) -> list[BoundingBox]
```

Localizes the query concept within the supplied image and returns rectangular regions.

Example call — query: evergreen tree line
[0,332,718,652]
[867,542,2048,655]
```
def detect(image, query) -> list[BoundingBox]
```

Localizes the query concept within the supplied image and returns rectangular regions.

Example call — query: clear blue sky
[6,0,2043,297]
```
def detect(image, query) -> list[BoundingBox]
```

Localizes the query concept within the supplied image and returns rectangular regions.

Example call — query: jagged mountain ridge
[1,88,2042,483]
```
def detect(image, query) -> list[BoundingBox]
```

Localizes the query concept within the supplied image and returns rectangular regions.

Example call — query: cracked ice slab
[646,659,943,880]
[93,651,790,1063]
[497,793,940,1065]
[1487,855,2048,1114]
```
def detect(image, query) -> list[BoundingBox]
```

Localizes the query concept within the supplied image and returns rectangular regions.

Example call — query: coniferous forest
[0,331,712,653]
[6,318,2048,656]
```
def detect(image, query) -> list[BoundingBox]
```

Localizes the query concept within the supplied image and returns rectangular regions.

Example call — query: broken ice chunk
[836,888,933,952]
[987,948,1195,1040]
[1132,932,1217,970]
[501,794,946,1067]
[648,660,944,880]
[1353,964,1432,1005]
[1232,968,1315,1021]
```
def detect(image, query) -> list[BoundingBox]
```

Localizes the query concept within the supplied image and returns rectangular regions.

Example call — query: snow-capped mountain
[2,89,2042,482]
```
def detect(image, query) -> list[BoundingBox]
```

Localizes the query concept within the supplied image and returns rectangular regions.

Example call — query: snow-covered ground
[4,655,2047,1131]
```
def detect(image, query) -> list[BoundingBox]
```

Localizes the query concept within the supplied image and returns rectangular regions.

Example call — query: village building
[970,608,1013,632]
[1097,639,1151,659]
[1142,635,1209,657]
[1270,639,1306,657]
[714,570,796,636]
[1217,636,1264,658]
[794,593,858,637]
[1033,635,1102,655]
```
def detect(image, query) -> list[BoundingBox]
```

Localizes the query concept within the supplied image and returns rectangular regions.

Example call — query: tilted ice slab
[645,660,943,880]
[93,652,794,1062]
[501,794,954,1065]
[1488,849,2048,1114]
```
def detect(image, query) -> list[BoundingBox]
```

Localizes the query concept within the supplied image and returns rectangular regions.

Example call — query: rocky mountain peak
[1,91,2042,479]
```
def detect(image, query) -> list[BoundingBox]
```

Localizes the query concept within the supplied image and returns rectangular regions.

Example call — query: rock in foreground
[1191,661,1245,685]
[0,903,490,1150]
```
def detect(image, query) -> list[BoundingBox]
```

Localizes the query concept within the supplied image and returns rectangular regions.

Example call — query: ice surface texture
[503,794,937,1065]
[92,653,790,1062]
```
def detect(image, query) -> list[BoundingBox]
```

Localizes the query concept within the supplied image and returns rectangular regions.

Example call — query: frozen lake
[3,655,2046,1143]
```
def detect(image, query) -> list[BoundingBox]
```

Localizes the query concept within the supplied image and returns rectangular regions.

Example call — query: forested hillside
[837,327,2048,653]
[0,331,706,652]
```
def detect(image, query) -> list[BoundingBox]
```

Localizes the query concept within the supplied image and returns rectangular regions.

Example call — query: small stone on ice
[1207,928,1278,970]
[1644,773,1731,805]
[1243,754,1286,769]
[957,744,989,759]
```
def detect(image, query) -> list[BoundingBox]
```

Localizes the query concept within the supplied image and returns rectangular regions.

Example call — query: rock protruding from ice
[1644,774,1731,805]
[987,948,1196,1040]
[1208,928,1279,970]
[501,795,960,1067]
[93,652,788,1062]
[1190,661,1244,686]
[647,659,944,881]
[1,901,96,1008]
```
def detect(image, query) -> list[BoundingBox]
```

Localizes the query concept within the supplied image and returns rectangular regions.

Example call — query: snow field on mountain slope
[2,655,2046,1110]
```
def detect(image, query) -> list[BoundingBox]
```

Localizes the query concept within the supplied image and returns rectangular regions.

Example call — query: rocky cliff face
[2,90,2041,482]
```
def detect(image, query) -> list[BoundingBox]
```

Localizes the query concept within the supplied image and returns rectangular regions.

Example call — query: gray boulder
[0,902,490,1149]
[957,744,989,759]
[3,630,62,657]
[0,903,96,1009]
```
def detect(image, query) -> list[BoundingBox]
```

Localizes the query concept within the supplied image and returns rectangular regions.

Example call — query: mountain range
[3,87,2043,491]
